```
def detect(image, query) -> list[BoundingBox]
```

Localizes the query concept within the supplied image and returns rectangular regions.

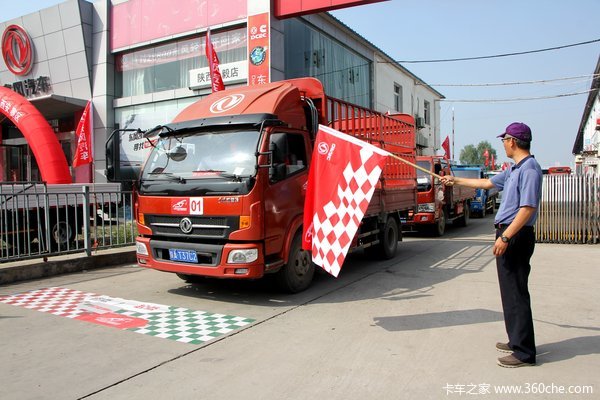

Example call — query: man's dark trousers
[496,226,536,363]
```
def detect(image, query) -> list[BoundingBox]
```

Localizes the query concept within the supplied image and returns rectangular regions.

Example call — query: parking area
[1,217,598,399]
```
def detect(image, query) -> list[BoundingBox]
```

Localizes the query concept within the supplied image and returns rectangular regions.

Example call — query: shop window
[115,27,247,98]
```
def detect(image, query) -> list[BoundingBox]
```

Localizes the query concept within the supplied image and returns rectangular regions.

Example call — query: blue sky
[3,0,599,167]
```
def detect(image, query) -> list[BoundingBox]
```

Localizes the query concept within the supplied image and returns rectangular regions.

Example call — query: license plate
[169,249,198,263]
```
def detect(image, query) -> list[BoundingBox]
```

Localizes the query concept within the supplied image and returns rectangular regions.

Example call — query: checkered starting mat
[0,287,254,345]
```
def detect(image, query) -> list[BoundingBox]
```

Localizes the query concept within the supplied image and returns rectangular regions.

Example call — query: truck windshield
[416,160,432,191]
[141,130,260,181]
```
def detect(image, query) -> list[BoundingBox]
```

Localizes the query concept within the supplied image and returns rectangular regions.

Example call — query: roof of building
[572,55,600,154]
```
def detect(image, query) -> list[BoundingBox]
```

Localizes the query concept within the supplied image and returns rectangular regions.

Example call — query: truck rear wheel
[275,234,314,293]
[366,216,399,259]
[51,219,75,250]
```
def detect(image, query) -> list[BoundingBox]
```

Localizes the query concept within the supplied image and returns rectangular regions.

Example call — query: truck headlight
[417,202,435,213]
[227,249,258,264]
[136,241,149,256]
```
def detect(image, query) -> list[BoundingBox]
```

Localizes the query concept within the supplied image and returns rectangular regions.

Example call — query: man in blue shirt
[441,122,543,368]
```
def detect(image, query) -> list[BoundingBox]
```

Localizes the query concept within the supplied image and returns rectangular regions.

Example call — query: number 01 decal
[190,197,204,215]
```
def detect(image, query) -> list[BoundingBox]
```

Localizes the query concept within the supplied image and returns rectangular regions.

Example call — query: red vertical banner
[247,12,270,86]
[73,101,93,168]
[441,136,450,159]
[205,29,225,92]
[483,149,489,167]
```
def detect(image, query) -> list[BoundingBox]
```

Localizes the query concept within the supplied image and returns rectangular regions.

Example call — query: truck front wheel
[455,201,470,227]
[275,234,315,293]
[432,209,446,236]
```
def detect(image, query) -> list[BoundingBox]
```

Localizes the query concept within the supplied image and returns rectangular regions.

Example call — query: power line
[441,89,594,103]
[423,74,600,87]
[382,38,600,64]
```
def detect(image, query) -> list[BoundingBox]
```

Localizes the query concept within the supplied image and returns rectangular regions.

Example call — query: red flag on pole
[205,29,225,92]
[483,149,490,167]
[490,154,495,170]
[302,125,389,277]
[73,100,92,167]
[441,136,450,159]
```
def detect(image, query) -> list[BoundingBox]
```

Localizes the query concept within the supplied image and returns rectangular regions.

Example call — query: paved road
[1,217,598,399]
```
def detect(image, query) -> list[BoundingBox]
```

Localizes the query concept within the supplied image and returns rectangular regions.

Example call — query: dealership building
[0,0,443,183]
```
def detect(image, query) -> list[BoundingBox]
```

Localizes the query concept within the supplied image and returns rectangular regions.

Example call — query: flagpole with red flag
[205,29,225,92]
[441,136,450,160]
[302,125,392,277]
[73,100,93,168]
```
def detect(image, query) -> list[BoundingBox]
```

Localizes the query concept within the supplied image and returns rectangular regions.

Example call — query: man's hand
[440,176,455,186]
[493,237,509,256]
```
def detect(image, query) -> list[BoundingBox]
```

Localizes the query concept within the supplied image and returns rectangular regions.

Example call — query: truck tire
[431,208,446,237]
[455,201,470,227]
[50,218,75,250]
[275,234,315,293]
[367,216,399,259]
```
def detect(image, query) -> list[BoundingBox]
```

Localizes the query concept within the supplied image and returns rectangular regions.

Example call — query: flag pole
[387,153,443,180]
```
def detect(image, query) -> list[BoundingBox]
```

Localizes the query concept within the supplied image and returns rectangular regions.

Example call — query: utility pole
[451,107,455,162]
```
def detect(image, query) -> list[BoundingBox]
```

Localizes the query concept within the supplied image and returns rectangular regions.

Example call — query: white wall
[374,54,442,155]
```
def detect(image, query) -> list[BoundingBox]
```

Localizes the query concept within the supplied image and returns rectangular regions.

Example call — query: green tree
[459,140,498,169]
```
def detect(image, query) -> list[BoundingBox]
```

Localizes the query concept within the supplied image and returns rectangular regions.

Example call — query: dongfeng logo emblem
[209,94,245,114]
[179,217,193,234]
[317,142,329,155]
[2,25,33,76]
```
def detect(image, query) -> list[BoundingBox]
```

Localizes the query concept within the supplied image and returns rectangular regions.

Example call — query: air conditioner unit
[415,117,425,129]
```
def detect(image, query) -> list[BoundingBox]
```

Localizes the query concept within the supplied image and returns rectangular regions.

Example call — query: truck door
[263,131,309,257]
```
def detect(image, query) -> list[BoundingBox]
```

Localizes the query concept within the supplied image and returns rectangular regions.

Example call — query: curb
[0,246,137,285]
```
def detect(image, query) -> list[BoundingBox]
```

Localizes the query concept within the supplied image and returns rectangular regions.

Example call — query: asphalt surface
[0,216,598,399]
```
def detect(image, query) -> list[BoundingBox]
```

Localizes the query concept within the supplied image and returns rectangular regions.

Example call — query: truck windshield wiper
[146,171,186,183]
[192,170,246,182]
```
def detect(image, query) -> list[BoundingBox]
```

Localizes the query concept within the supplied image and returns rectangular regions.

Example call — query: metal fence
[536,174,600,244]
[0,182,136,263]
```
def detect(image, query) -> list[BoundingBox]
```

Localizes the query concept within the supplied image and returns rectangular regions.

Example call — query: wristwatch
[500,235,510,243]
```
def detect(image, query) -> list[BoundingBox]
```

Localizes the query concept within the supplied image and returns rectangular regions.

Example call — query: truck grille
[145,215,238,238]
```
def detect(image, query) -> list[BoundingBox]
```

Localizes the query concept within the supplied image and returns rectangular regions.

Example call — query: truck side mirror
[270,163,287,182]
[105,129,142,183]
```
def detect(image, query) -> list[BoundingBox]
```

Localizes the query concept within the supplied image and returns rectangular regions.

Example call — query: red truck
[409,156,475,236]
[107,78,416,292]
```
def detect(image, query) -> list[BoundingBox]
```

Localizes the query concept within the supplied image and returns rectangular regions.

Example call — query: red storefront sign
[274,0,388,19]
[247,12,270,86]
[110,0,247,50]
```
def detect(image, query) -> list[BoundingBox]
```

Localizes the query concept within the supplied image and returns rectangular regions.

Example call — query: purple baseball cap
[497,122,532,142]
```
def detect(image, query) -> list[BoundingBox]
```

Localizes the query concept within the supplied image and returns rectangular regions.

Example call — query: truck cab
[106,78,417,292]
[411,156,475,236]
[452,165,499,217]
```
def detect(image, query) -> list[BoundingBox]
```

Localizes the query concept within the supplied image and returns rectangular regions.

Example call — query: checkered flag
[302,125,389,277]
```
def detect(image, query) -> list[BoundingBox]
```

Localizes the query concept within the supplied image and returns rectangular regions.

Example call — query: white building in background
[573,55,600,176]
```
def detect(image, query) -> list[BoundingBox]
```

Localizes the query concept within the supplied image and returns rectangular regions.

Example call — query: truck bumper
[411,212,435,224]
[135,237,265,279]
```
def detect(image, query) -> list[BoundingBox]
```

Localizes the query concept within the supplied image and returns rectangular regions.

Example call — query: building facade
[1,0,443,183]
[573,55,600,176]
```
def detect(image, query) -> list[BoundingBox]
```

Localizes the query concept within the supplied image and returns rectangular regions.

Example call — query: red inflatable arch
[0,86,71,183]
